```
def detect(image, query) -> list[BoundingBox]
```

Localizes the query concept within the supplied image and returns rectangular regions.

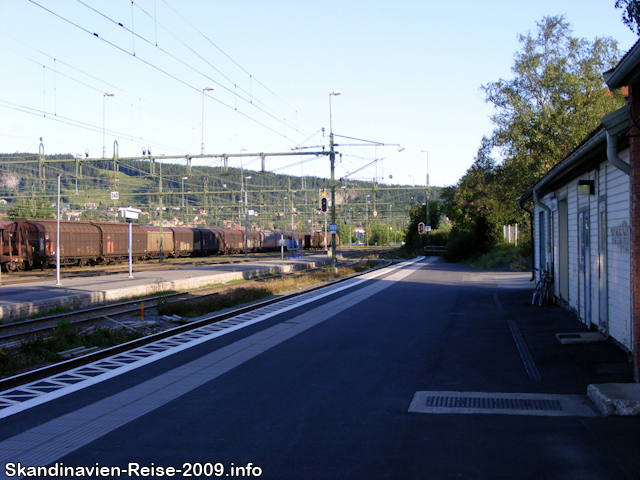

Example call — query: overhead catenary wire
[25,0,313,146]
[73,0,314,141]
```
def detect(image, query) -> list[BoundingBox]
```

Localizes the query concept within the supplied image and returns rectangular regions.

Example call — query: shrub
[443,232,482,263]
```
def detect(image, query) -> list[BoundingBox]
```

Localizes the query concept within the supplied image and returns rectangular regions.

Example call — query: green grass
[158,261,378,318]
[468,244,531,271]
[30,306,72,319]
[0,320,140,378]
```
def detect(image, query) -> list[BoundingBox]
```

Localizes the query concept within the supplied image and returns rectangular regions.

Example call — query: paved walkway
[0,254,333,321]
[0,258,638,479]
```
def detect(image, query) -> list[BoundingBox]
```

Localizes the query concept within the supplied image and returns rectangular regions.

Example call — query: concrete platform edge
[0,259,330,322]
[587,383,640,416]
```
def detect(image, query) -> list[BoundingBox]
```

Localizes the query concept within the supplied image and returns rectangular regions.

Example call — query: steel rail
[0,259,391,390]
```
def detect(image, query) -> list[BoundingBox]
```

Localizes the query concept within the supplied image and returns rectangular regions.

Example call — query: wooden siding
[606,152,631,348]
[536,150,631,350]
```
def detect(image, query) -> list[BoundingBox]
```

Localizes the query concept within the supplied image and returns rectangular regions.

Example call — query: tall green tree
[483,16,624,195]
[616,0,640,35]
[442,16,625,257]
[7,200,55,220]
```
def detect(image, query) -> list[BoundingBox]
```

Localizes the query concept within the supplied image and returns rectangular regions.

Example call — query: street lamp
[366,194,370,246]
[201,86,214,155]
[329,90,341,268]
[181,176,188,208]
[290,191,296,253]
[103,91,115,158]
[422,148,430,250]
[244,175,251,257]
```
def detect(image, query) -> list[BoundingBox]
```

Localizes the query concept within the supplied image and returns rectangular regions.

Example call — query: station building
[519,39,640,381]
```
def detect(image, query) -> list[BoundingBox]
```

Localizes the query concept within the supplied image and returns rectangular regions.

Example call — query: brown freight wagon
[199,228,224,255]
[247,230,261,252]
[143,226,175,259]
[259,231,278,251]
[220,229,244,254]
[91,222,147,263]
[0,220,30,271]
[12,219,102,268]
[169,227,202,257]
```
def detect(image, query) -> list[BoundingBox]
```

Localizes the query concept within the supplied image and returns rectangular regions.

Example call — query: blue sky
[0,0,637,188]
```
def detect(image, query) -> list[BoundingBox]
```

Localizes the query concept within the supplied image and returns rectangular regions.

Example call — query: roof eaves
[518,126,606,203]
[605,37,640,90]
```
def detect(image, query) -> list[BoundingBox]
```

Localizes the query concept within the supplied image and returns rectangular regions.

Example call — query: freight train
[0,219,337,272]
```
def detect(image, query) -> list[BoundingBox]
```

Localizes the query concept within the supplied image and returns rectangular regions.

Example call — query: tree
[483,16,624,195]
[441,16,624,260]
[616,0,640,35]
[7,200,55,220]
[442,136,502,242]
[402,201,441,251]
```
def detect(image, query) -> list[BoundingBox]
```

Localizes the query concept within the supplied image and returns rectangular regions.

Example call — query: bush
[443,232,482,263]
[428,226,451,247]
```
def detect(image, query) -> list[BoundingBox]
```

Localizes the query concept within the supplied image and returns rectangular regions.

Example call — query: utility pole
[329,90,340,269]
[159,163,163,263]
[330,132,337,267]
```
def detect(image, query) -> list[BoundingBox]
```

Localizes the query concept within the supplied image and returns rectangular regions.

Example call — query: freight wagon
[0,219,337,272]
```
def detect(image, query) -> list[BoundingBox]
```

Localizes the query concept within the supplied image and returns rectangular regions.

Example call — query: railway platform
[0,254,333,322]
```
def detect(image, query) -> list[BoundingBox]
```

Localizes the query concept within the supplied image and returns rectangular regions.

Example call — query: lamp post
[244,176,251,257]
[366,194,370,246]
[103,91,115,158]
[290,191,296,253]
[422,148,430,251]
[55,174,61,286]
[201,85,214,155]
[329,90,340,268]
[181,177,188,208]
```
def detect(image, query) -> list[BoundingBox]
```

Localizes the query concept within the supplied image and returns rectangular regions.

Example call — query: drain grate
[409,391,598,417]
[425,395,562,411]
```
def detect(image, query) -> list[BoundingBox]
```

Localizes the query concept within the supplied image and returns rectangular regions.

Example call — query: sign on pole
[329,223,337,233]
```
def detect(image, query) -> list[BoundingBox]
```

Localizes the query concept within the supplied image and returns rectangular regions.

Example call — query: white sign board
[111,191,119,200]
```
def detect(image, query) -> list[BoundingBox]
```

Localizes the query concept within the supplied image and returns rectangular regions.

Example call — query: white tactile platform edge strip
[0,257,428,419]
[0,267,423,475]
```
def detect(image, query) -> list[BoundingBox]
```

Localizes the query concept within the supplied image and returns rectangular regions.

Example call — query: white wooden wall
[535,149,631,350]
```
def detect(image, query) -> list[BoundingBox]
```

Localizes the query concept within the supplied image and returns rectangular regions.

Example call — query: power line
[26,0,308,145]
[73,0,313,141]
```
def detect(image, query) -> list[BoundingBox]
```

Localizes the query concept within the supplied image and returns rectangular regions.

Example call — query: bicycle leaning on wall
[531,268,550,307]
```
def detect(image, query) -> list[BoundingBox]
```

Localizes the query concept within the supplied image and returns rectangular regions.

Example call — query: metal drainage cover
[408,391,598,417]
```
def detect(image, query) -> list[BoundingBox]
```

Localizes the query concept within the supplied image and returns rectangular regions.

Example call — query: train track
[0,259,391,390]
[0,252,285,286]
[0,263,338,347]
[0,247,392,286]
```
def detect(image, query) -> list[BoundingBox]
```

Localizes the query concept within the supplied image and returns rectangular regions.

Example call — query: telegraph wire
[74,0,312,141]
[0,30,196,130]
[0,99,187,156]
[26,0,303,144]
[160,0,298,115]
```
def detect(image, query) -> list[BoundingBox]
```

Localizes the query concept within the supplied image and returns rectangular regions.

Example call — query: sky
[0,0,638,189]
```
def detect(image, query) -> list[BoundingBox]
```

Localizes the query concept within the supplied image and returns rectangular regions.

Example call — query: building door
[598,201,608,334]
[558,199,569,301]
[579,210,591,326]
[539,211,546,271]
